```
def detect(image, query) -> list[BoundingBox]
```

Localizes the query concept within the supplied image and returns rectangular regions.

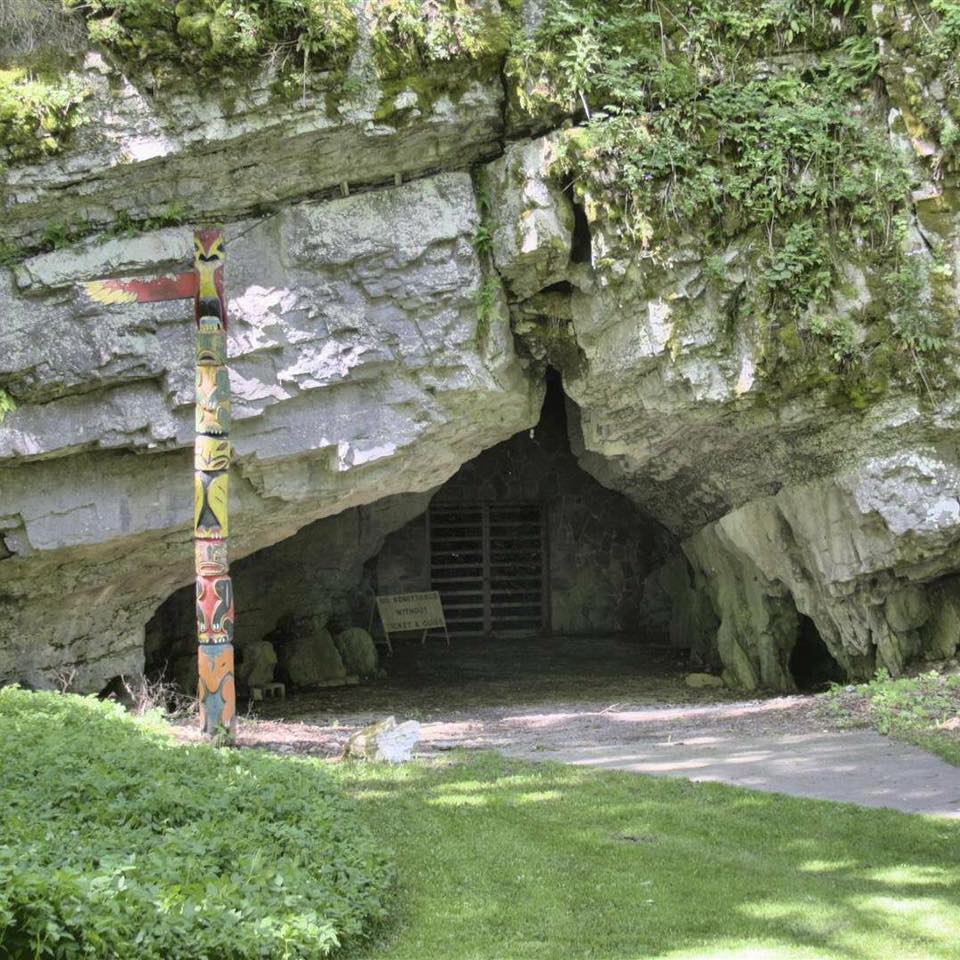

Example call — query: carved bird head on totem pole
[193,229,226,326]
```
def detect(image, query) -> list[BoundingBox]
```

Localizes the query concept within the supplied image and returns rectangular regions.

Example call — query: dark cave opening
[789,615,844,691]
[373,369,680,642]
[570,199,593,264]
[143,369,697,698]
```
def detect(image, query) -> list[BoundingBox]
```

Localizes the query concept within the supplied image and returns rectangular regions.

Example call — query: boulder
[685,672,725,689]
[276,617,346,688]
[345,716,421,763]
[335,627,378,678]
[236,640,278,693]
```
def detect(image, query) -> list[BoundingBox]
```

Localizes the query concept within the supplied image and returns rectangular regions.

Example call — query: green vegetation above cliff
[65,0,520,81]
[872,0,960,152]
[370,0,519,77]
[507,0,947,388]
[65,0,357,75]
[510,0,907,264]
[0,68,89,163]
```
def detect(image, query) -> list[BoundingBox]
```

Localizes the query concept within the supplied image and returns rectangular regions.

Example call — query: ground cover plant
[0,687,392,959]
[335,751,960,960]
[823,669,960,766]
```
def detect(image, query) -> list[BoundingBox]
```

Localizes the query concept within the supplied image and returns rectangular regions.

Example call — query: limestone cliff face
[3,0,960,691]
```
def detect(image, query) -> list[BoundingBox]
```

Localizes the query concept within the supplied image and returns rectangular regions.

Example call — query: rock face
[0,169,541,691]
[684,457,960,687]
[1,47,505,249]
[4,2,960,693]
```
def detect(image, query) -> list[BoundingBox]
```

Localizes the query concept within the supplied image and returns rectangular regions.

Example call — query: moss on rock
[66,0,358,78]
[0,67,90,162]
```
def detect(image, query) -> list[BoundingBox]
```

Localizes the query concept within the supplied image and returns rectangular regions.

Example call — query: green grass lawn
[6,687,960,959]
[334,752,960,960]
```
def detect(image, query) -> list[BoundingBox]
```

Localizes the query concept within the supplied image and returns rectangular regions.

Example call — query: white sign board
[375,591,449,650]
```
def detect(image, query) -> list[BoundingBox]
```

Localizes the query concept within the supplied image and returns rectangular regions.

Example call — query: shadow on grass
[334,752,960,960]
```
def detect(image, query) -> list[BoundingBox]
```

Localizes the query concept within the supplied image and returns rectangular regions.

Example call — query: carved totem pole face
[194,230,226,326]
[196,366,231,435]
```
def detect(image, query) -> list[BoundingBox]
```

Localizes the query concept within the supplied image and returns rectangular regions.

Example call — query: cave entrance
[789,615,844,691]
[429,502,548,637]
[372,370,681,648]
[145,370,699,703]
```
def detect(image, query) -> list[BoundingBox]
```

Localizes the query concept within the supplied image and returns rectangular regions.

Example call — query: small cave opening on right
[789,615,844,691]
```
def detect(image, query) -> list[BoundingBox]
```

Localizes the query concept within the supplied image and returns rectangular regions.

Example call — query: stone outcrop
[4,1,960,693]
[685,455,960,686]
[1,40,505,250]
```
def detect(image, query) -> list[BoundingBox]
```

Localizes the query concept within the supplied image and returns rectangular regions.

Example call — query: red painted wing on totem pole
[80,272,197,305]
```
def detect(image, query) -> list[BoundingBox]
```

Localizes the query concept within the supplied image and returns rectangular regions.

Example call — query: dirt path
[203,637,960,818]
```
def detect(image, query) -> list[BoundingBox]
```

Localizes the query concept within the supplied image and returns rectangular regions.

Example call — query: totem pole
[80,229,236,736]
[192,230,236,736]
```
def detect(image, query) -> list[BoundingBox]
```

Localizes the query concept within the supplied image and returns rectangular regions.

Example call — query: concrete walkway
[506,730,960,818]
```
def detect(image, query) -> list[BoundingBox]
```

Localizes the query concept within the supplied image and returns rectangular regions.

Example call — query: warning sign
[375,592,449,650]
[376,591,446,632]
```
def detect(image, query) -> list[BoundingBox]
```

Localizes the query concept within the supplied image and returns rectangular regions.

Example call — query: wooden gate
[429,502,548,637]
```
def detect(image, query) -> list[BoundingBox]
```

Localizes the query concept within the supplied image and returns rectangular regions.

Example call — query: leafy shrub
[0,687,393,959]
[884,255,947,355]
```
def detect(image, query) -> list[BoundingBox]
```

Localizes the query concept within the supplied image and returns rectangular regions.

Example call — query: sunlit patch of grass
[851,895,960,939]
[334,752,960,960]
[796,858,857,873]
[428,793,489,807]
[864,865,956,887]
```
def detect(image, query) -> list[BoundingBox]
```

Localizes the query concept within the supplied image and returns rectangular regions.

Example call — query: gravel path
[504,729,960,817]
